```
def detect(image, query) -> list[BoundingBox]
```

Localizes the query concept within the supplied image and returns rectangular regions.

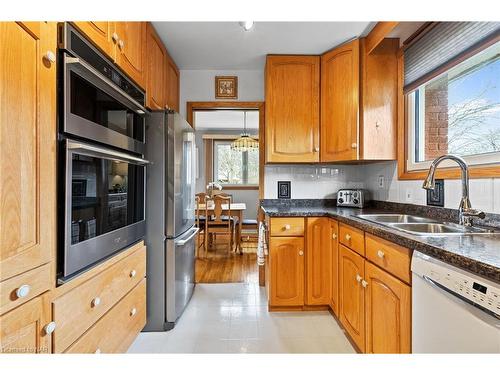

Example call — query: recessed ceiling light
[240,21,254,31]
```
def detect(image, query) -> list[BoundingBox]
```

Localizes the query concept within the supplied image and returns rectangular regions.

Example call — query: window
[407,40,500,170]
[213,140,259,186]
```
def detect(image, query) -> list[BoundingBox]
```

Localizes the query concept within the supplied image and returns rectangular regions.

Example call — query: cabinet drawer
[365,234,411,284]
[65,279,146,353]
[339,223,365,256]
[0,263,51,316]
[53,246,145,353]
[270,218,304,236]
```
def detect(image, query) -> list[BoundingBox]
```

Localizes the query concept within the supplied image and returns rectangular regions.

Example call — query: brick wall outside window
[424,76,449,160]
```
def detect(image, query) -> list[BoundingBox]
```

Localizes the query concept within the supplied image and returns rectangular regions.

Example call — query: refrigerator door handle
[175,227,199,246]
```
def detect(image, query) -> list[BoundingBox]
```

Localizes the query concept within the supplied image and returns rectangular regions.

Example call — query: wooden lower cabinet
[269,237,305,307]
[329,220,340,316]
[65,279,146,353]
[339,244,365,352]
[0,293,51,354]
[365,262,411,353]
[306,218,331,305]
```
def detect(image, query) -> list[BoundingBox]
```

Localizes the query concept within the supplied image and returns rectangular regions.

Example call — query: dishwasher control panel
[412,251,500,316]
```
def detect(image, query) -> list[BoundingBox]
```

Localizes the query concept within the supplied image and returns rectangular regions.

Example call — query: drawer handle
[130,269,137,278]
[298,250,304,256]
[95,348,101,354]
[332,233,337,240]
[361,280,368,288]
[91,297,101,308]
[112,32,119,42]
[118,40,125,50]
[130,307,137,317]
[355,274,362,283]
[284,224,291,230]
[345,234,351,241]
[377,250,385,259]
[44,321,57,335]
[15,284,31,299]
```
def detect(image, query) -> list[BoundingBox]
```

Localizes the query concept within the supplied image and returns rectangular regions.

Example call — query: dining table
[197,202,247,254]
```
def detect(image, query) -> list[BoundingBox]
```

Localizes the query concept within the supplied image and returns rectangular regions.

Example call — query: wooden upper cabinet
[269,237,305,307]
[329,220,340,316]
[265,55,320,163]
[359,38,399,160]
[0,22,56,281]
[72,21,115,57]
[339,244,365,352]
[306,218,331,305]
[165,53,180,112]
[0,294,51,354]
[321,39,360,162]
[365,262,411,353]
[145,23,167,110]
[114,22,147,89]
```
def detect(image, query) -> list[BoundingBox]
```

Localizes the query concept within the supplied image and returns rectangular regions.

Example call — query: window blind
[404,22,500,90]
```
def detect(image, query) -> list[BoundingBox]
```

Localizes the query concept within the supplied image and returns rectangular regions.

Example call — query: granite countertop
[261,199,500,283]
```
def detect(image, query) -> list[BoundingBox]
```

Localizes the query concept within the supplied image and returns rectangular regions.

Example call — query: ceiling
[194,110,259,131]
[152,22,375,70]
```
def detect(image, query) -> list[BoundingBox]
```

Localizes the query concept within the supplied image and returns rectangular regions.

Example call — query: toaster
[336,189,370,208]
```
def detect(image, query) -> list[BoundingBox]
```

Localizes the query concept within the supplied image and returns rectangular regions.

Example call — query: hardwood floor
[195,235,258,284]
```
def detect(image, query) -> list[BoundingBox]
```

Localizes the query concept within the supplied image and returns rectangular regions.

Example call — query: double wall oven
[58,24,148,280]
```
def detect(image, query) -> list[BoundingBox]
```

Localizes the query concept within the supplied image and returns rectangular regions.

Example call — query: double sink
[356,214,496,236]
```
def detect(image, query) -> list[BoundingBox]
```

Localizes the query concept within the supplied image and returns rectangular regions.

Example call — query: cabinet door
[265,55,320,163]
[165,54,180,112]
[72,21,115,58]
[320,39,360,162]
[269,237,304,307]
[339,244,365,352]
[114,22,146,89]
[0,22,56,281]
[0,294,51,354]
[306,218,331,305]
[365,262,411,353]
[145,23,167,110]
[329,220,339,316]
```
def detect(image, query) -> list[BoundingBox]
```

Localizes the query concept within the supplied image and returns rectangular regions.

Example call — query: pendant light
[231,111,259,152]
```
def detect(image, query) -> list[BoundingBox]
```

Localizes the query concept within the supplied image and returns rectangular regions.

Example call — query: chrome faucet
[422,154,485,226]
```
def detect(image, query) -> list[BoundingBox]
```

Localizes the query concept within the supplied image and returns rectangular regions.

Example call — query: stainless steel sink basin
[356,214,496,236]
[356,214,438,224]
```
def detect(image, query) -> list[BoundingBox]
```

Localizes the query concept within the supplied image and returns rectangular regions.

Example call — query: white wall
[179,69,264,118]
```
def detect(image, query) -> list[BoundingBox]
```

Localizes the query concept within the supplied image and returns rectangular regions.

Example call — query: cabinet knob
[332,233,337,240]
[118,40,125,50]
[314,146,320,152]
[15,284,31,299]
[112,32,119,42]
[298,250,304,256]
[91,297,101,308]
[375,121,380,129]
[355,274,362,283]
[377,250,385,259]
[44,321,56,335]
[130,307,137,317]
[95,348,101,354]
[361,280,368,288]
[351,143,358,149]
[284,224,291,230]
[43,51,56,63]
[345,234,351,241]
[130,269,137,278]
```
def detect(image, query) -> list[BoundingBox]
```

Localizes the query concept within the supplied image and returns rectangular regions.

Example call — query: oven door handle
[175,227,199,246]
[65,55,147,115]
[67,141,149,164]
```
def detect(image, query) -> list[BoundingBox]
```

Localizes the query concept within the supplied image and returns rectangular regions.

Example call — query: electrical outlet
[378,175,384,189]
[405,188,413,202]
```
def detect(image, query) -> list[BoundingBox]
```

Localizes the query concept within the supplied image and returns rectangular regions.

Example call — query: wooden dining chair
[205,195,235,255]
[195,195,206,257]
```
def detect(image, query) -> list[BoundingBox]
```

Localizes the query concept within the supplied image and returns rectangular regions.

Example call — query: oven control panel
[412,251,500,316]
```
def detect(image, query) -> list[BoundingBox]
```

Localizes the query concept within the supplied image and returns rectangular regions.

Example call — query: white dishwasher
[411,251,500,353]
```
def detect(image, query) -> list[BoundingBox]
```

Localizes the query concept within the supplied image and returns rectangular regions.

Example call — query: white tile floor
[128,283,355,354]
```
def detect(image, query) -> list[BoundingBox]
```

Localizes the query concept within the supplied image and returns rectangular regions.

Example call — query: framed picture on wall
[215,76,238,99]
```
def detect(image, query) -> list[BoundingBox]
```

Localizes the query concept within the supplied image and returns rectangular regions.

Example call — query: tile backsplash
[264,161,499,214]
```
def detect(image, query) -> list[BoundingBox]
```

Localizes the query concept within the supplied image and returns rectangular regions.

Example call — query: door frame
[186,101,265,200]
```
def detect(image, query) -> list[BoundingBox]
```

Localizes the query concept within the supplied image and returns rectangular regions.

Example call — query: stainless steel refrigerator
[144,110,197,331]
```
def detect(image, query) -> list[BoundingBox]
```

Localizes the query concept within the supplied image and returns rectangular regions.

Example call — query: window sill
[398,162,500,180]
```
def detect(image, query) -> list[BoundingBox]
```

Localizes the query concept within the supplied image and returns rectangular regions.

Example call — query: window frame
[398,31,500,180]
